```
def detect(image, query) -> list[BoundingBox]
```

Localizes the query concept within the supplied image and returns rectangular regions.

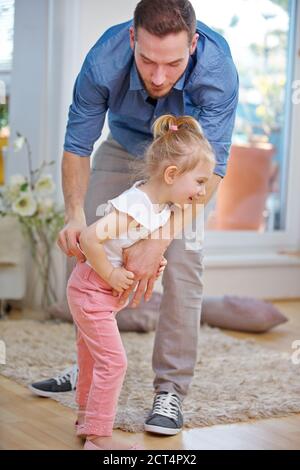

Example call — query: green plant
[0,103,8,130]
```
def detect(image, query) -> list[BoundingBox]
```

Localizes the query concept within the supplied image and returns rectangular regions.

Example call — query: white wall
[8,0,49,180]
[8,0,138,201]
[78,0,137,65]
[7,0,139,309]
[76,0,138,173]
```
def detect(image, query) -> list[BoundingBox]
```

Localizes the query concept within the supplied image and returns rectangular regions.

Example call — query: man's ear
[189,33,199,55]
[164,166,179,184]
[129,26,135,50]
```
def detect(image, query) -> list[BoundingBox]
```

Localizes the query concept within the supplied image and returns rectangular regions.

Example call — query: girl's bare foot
[86,435,143,450]
[75,408,87,438]
[76,407,85,426]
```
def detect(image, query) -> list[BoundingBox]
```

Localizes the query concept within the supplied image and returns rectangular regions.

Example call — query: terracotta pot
[214,143,275,231]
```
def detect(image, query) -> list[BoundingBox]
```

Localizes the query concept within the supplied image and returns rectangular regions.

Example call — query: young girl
[66,114,215,450]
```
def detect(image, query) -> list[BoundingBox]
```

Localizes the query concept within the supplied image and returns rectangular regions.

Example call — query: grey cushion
[48,293,288,334]
[201,295,288,333]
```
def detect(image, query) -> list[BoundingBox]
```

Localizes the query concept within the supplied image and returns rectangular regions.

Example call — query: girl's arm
[116,174,222,307]
[79,209,138,283]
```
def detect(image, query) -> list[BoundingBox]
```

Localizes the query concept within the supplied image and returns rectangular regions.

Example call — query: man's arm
[57,152,90,260]
[197,56,239,179]
[204,174,222,205]
[62,152,90,223]
[57,55,108,260]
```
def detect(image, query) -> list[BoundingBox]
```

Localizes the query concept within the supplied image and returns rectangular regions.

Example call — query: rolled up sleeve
[196,57,239,178]
[64,64,108,157]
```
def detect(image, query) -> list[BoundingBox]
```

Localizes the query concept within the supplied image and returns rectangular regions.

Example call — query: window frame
[205,0,300,255]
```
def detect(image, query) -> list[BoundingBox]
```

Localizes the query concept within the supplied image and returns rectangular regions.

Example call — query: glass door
[0,0,15,185]
[191,0,295,234]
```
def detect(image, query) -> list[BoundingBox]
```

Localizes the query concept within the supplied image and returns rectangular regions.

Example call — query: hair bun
[152,114,177,138]
[152,114,205,139]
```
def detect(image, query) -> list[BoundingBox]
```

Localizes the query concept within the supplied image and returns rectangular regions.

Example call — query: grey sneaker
[144,392,183,435]
[28,365,78,397]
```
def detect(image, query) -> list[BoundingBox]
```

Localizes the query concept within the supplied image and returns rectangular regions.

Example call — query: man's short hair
[133,0,196,44]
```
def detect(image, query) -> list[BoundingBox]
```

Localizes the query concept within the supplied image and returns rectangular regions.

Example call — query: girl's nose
[198,186,206,197]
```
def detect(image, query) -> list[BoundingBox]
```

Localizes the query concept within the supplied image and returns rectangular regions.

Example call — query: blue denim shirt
[64,20,239,177]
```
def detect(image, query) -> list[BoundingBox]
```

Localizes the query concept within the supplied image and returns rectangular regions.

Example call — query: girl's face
[167,161,213,206]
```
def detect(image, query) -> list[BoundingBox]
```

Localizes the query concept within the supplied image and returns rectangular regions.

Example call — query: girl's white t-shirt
[86,180,173,268]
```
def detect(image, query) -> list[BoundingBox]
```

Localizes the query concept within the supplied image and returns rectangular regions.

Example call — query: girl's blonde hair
[131,114,215,182]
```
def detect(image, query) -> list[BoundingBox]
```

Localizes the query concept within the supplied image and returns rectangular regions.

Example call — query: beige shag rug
[1,319,300,432]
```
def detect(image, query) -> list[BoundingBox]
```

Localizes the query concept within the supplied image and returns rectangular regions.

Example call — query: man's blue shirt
[64,20,239,177]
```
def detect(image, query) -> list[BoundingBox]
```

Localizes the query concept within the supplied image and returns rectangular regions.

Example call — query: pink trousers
[66,261,128,437]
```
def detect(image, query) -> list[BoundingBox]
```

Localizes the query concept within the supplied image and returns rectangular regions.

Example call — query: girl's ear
[164,165,179,184]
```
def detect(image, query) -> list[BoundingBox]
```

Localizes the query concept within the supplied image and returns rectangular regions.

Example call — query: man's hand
[111,255,167,298]
[57,216,87,262]
[116,239,168,308]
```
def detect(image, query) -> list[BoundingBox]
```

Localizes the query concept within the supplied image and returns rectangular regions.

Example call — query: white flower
[38,197,54,214]
[3,174,28,204]
[34,175,55,195]
[13,136,25,152]
[9,174,27,190]
[0,198,5,212]
[12,193,37,217]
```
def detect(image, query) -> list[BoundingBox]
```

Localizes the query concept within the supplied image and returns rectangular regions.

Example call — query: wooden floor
[1,300,300,450]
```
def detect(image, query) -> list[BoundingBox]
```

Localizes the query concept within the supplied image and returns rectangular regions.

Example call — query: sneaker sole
[27,384,71,397]
[144,423,182,435]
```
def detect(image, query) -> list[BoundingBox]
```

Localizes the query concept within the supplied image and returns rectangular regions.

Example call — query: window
[191,0,294,234]
[0,0,14,72]
[0,0,14,185]
[0,0,14,119]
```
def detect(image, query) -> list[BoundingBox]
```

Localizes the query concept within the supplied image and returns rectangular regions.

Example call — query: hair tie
[169,125,178,131]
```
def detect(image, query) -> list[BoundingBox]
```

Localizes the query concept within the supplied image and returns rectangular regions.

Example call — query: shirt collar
[130,61,144,91]
[175,55,196,89]
[173,70,186,90]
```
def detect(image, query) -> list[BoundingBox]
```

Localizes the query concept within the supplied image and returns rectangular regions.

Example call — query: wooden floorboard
[1,300,300,450]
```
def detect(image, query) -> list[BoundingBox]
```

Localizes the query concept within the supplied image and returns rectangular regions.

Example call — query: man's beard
[145,84,173,99]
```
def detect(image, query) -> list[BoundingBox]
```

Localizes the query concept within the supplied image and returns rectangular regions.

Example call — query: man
[29,0,238,435]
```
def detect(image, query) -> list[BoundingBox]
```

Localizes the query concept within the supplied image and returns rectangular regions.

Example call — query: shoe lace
[54,365,78,388]
[153,393,182,420]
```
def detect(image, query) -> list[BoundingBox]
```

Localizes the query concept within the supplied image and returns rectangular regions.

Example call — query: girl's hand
[111,255,167,297]
[156,256,167,279]
[108,267,135,293]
